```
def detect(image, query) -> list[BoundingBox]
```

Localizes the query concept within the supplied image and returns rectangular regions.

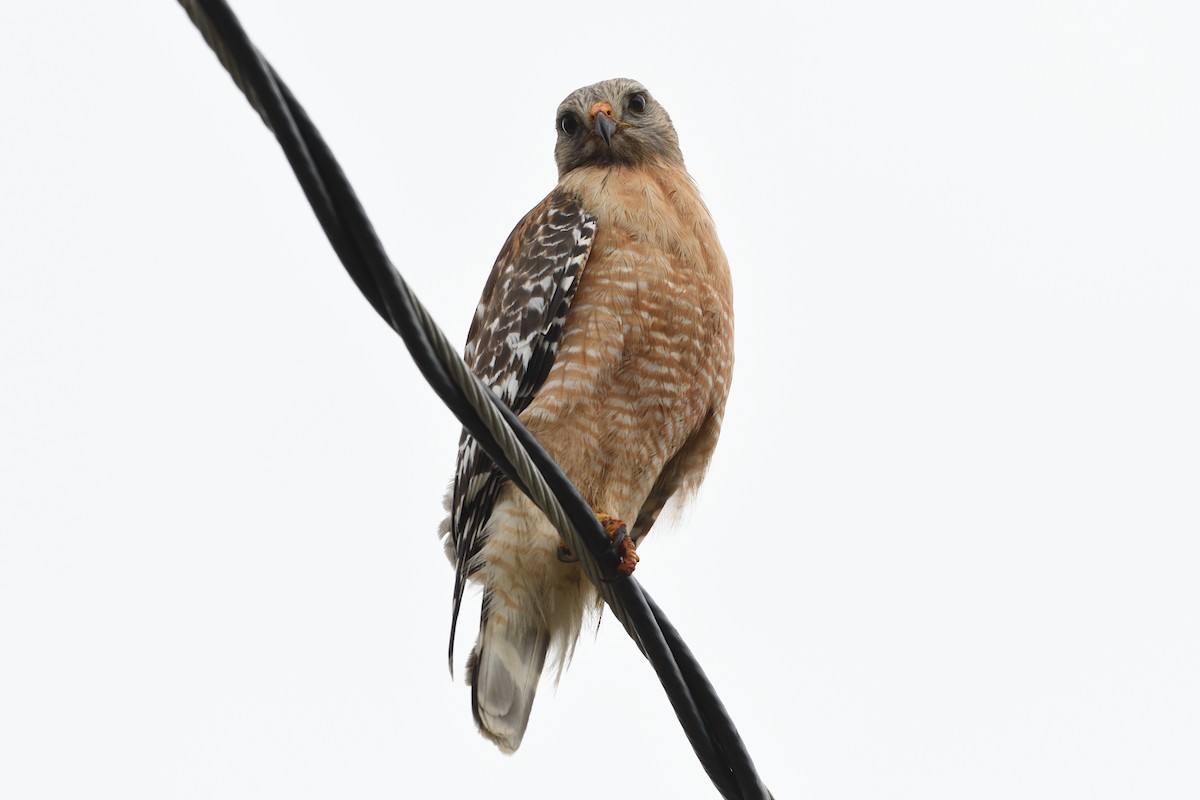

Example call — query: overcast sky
[2,2,1198,798]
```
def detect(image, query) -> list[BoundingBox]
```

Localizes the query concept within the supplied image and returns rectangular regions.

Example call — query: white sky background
[1,1,1197,798]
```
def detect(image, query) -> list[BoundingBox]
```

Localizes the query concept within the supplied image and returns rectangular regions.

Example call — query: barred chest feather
[521,163,734,522]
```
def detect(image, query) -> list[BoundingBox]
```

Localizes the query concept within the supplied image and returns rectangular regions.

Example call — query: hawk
[437,78,734,752]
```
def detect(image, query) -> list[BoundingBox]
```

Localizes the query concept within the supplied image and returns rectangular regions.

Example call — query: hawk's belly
[520,232,729,527]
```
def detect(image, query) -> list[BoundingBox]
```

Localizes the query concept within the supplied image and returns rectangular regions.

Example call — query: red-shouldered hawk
[437,78,733,752]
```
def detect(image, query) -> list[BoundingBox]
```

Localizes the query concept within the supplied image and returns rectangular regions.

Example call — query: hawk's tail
[467,599,550,753]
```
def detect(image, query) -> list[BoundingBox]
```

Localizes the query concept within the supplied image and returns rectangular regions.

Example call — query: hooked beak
[589,101,617,147]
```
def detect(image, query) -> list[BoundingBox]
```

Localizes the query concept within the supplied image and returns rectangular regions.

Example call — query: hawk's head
[554,78,684,178]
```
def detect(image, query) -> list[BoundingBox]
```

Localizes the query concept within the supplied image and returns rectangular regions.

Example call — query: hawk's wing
[446,188,596,662]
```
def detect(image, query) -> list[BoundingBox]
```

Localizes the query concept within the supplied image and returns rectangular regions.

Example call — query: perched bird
[438,78,734,752]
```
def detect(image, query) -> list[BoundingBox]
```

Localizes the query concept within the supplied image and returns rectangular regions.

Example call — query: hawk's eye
[627,93,647,114]
[559,114,581,136]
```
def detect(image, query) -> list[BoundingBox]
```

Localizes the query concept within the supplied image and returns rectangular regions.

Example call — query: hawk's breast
[519,164,734,520]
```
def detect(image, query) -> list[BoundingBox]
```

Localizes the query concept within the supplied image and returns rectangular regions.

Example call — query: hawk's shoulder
[464,188,597,412]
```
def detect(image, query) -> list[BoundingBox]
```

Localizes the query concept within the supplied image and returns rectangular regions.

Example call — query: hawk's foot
[596,513,639,577]
[555,513,639,577]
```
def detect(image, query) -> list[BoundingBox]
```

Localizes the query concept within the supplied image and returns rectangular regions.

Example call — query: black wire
[646,589,774,800]
[177,2,771,797]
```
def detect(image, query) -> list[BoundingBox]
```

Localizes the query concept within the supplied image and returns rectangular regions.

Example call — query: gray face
[553,78,685,179]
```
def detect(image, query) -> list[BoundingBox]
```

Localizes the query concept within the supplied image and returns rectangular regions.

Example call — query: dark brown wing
[445,188,596,662]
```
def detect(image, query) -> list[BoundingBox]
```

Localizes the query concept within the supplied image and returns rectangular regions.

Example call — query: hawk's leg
[555,513,640,577]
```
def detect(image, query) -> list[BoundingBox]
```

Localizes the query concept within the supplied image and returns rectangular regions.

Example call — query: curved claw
[555,513,640,578]
[597,513,639,578]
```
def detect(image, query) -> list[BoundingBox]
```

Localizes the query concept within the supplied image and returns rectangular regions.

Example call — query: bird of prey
[438,77,734,753]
